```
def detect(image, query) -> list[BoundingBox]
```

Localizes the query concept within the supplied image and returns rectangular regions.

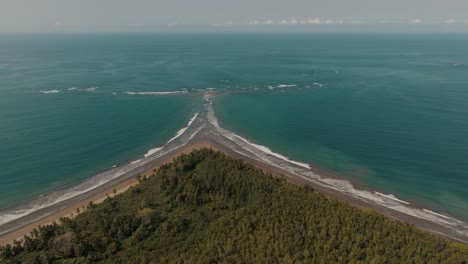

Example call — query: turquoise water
[1,33,468,221]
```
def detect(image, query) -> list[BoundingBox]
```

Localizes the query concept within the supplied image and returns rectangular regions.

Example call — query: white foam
[375,192,410,205]
[312,82,326,87]
[267,86,275,90]
[0,206,47,226]
[206,102,468,238]
[233,134,311,169]
[203,93,216,101]
[131,159,143,164]
[144,147,163,158]
[167,113,199,143]
[76,87,98,92]
[277,84,297,88]
[3,99,468,240]
[40,90,60,94]
[423,209,452,220]
[0,110,206,229]
[126,91,188,96]
[67,87,78,91]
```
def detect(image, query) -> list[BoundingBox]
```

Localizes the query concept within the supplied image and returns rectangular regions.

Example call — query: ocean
[0,33,468,223]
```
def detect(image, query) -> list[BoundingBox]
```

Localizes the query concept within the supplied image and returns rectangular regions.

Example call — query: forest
[1,148,468,263]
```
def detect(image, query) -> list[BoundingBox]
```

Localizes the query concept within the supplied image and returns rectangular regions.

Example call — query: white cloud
[409,18,423,24]
[244,17,351,26]
[445,18,457,24]
[279,17,323,25]
[307,18,321,24]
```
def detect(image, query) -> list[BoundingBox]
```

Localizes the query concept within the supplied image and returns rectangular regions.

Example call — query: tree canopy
[2,148,468,263]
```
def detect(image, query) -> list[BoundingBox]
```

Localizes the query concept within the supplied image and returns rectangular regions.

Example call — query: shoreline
[1,125,467,246]
[0,142,213,246]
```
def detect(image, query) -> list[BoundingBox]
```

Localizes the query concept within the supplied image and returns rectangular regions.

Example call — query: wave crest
[40,90,61,94]
[126,91,188,96]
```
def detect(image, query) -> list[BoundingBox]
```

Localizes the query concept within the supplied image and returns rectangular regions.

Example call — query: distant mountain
[2,148,467,263]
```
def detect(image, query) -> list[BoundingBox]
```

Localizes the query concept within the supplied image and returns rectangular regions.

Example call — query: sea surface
[0,33,468,222]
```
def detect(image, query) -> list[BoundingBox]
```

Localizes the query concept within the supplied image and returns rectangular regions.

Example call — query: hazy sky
[1,0,467,32]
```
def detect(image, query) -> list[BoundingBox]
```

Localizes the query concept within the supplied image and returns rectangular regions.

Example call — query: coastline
[0,142,213,246]
[1,139,468,246]
[1,99,468,246]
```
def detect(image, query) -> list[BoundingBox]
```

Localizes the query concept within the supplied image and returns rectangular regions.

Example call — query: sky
[1,0,467,32]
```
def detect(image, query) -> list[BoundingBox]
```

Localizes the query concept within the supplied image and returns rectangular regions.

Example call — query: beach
[1,100,468,246]
[0,142,215,246]
[1,138,468,246]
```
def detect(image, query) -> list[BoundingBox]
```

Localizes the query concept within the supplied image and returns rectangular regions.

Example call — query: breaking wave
[277,84,297,88]
[233,134,311,169]
[0,111,201,232]
[375,192,410,205]
[40,87,98,94]
[76,87,98,92]
[126,91,188,96]
[167,113,199,143]
[2,96,468,243]
[40,90,61,94]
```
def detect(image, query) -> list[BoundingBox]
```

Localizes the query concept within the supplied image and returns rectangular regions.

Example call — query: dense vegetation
[1,148,468,263]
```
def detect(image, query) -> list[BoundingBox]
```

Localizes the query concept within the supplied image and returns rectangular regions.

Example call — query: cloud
[242,18,353,26]
[445,18,457,24]
[409,18,423,24]
[277,18,345,25]
[306,18,321,24]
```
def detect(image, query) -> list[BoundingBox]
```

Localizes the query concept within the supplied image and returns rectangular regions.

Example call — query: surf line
[375,192,410,205]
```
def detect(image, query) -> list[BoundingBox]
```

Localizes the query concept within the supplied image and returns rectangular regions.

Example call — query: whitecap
[126,91,188,96]
[312,82,327,87]
[77,87,98,92]
[277,84,297,88]
[40,90,60,94]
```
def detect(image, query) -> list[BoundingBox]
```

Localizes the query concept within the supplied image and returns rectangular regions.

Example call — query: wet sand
[1,140,467,246]
[0,142,213,246]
